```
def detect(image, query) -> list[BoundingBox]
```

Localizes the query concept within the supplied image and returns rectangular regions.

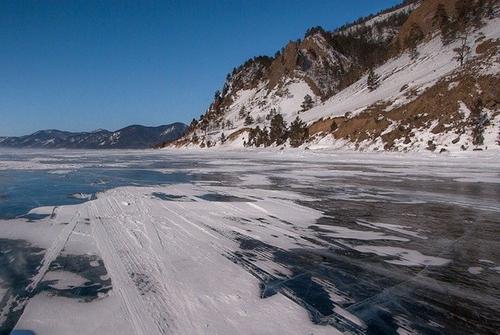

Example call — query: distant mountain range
[0,123,187,149]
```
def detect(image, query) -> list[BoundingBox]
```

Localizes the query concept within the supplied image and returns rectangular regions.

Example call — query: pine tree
[289,116,309,147]
[409,45,419,60]
[199,119,209,136]
[188,118,198,132]
[266,108,277,121]
[404,23,424,59]
[247,127,266,147]
[246,128,256,147]
[244,114,254,126]
[455,0,473,27]
[486,1,495,19]
[300,94,314,112]
[472,98,490,146]
[239,106,246,119]
[214,90,221,100]
[433,3,451,43]
[305,26,326,38]
[220,132,226,144]
[260,127,270,147]
[269,113,288,145]
[367,68,380,91]
[471,0,487,29]
[433,4,448,29]
[253,126,263,147]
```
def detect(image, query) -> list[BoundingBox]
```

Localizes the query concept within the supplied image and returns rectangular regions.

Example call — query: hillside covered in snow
[166,0,499,152]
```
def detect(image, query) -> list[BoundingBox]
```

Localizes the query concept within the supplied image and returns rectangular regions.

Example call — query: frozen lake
[0,149,499,335]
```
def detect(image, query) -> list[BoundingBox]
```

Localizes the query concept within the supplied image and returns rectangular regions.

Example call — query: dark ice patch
[151,192,187,201]
[20,213,50,222]
[197,193,252,202]
[42,254,111,301]
[227,235,363,333]
[0,239,45,334]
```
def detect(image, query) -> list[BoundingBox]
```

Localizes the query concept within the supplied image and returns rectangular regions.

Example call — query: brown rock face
[268,32,352,99]
[206,30,353,121]
[268,42,300,90]
[395,0,495,48]
[396,0,455,46]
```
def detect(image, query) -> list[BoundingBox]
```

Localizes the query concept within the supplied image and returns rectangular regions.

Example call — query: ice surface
[15,292,135,335]
[491,266,500,274]
[467,267,484,275]
[351,245,450,267]
[0,149,499,334]
[43,271,88,290]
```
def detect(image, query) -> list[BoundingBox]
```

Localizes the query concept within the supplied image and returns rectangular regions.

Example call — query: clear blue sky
[0,0,400,136]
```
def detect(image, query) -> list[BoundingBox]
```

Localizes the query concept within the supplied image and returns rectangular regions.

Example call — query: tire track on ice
[89,198,176,335]
[9,209,81,331]
[27,209,80,292]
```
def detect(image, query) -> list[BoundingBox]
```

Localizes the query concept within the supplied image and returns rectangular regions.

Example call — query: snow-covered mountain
[168,0,499,152]
[0,123,187,149]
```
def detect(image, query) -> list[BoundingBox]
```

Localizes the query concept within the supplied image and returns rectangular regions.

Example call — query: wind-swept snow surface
[1,149,499,334]
[9,184,345,335]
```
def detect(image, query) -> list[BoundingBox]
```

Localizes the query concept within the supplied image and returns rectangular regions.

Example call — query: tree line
[244,114,309,148]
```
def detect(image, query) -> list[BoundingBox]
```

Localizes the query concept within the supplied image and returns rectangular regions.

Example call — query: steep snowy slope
[167,0,499,152]
[307,15,500,151]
